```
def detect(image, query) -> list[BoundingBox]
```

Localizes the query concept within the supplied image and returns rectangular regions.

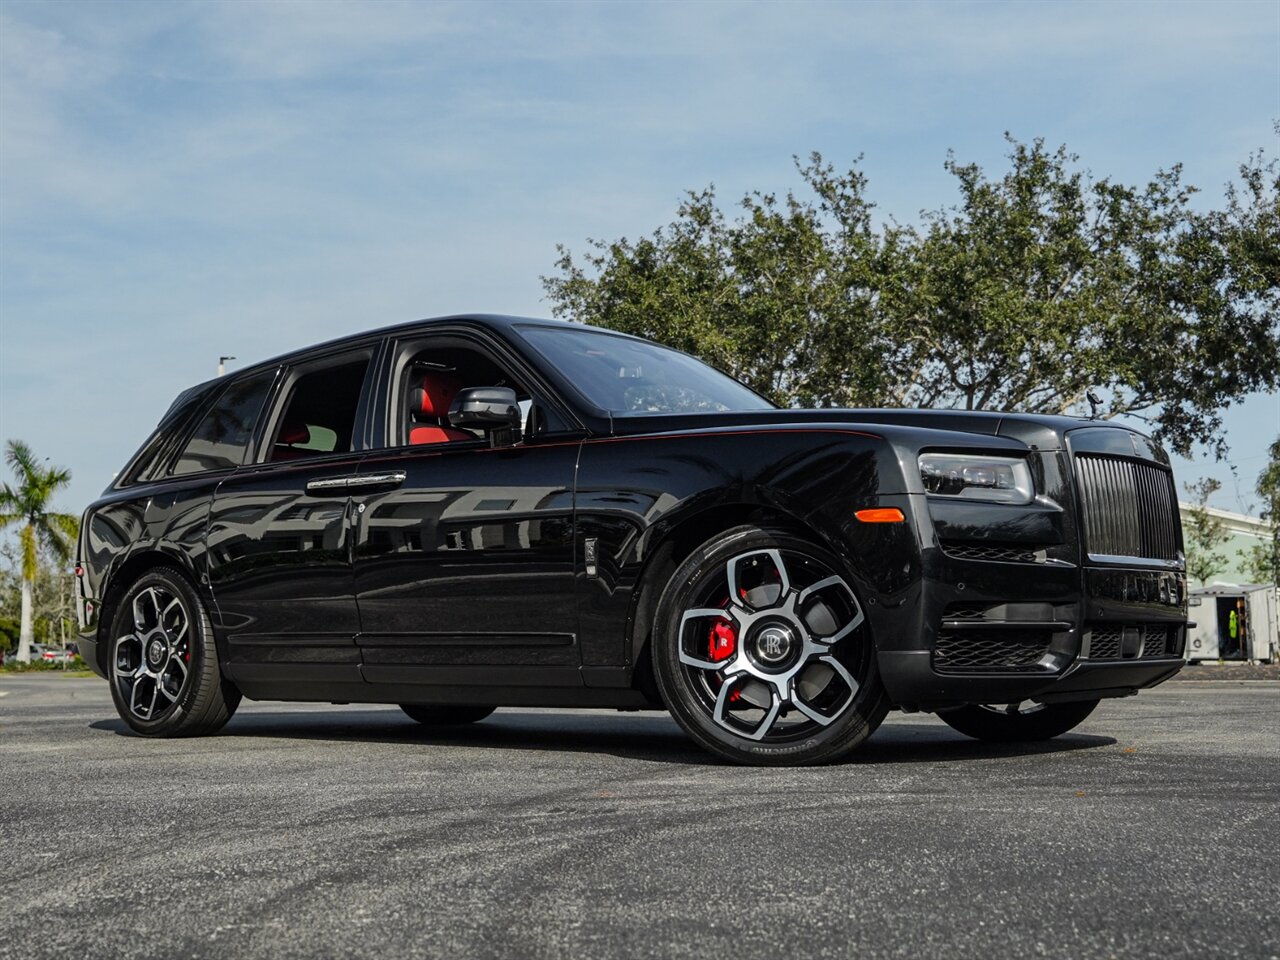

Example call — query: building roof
[1178,502,1274,540]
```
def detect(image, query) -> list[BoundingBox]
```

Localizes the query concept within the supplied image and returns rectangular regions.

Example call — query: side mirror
[449,386,521,445]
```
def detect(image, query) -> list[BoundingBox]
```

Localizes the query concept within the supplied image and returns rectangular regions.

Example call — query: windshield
[518,325,774,415]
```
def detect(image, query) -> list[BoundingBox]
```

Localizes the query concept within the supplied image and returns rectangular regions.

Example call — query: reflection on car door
[352,442,580,687]
[204,347,377,694]
[206,456,365,691]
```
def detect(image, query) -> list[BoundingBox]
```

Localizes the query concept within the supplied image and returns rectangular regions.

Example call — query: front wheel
[108,567,240,737]
[939,699,1100,742]
[652,525,888,766]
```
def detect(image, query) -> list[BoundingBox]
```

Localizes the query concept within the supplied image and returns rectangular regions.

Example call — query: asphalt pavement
[2,674,1277,960]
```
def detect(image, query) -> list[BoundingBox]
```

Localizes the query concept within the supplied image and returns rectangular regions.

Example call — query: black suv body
[76,315,1187,764]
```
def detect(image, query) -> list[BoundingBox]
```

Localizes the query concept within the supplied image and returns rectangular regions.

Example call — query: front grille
[934,629,1053,672]
[1087,624,1182,660]
[1089,627,1124,659]
[943,604,988,621]
[941,542,1043,564]
[1075,455,1180,561]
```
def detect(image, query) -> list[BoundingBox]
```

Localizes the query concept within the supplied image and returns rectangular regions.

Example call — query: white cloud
[1,0,1277,513]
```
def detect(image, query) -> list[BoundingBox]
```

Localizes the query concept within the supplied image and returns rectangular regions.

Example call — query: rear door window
[263,353,372,463]
[172,370,277,476]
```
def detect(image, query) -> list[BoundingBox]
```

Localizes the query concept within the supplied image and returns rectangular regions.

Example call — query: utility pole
[218,356,236,377]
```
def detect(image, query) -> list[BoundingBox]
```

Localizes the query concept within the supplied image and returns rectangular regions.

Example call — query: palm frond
[5,440,39,483]
[2,441,74,523]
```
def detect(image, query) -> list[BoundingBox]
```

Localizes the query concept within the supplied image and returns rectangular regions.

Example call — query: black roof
[179,314,585,400]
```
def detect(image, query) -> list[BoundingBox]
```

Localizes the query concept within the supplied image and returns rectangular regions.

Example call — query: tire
[107,567,240,737]
[939,699,1100,742]
[651,525,889,766]
[400,704,496,725]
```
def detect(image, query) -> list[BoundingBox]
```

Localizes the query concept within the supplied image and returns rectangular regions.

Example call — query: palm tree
[0,441,78,663]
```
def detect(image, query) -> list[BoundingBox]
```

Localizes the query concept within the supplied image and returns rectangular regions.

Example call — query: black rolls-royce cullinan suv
[75,315,1188,765]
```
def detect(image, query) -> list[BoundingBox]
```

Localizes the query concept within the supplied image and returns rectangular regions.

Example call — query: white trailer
[1186,584,1279,663]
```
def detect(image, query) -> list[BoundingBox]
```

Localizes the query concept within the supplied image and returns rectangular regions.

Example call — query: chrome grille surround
[1075,455,1181,563]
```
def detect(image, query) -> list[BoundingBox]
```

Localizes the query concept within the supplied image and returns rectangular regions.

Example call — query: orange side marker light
[855,508,905,523]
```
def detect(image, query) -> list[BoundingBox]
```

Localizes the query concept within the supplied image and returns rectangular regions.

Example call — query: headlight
[918,453,1034,504]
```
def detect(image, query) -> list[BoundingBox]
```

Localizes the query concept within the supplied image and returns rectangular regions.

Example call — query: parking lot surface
[2,675,1277,960]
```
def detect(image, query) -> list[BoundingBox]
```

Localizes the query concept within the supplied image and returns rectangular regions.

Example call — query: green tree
[545,136,1280,458]
[0,441,78,663]
[1238,436,1280,585]
[1183,478,1230,586]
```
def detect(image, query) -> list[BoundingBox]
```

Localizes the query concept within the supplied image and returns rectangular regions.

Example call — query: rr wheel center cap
[750,622,798,668]
[147,638,167,667]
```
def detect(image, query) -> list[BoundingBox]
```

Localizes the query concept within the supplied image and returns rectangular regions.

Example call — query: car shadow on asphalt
[89,709,1116,766]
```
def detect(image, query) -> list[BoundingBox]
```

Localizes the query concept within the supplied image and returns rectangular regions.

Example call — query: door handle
[304,471,406,495]
[345,471,407,490]
[305,476,355,494]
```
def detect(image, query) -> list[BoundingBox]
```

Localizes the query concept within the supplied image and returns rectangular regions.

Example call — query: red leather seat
[271,423,312,461]
[409,371,473,445]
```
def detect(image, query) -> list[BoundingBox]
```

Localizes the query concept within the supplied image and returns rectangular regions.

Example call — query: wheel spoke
[130,675,151,717]
[131,593,148,631]
[713,676,782,742]
[678,608,737,670]
[789,656,858,726]
[162,655,188,697]
[726,549,791,611]
[156,668,181,702]
[796,575,864,644]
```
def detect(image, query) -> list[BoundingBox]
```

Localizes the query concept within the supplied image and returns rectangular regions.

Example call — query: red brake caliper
[708,616,741,702]
[708,618,737,662]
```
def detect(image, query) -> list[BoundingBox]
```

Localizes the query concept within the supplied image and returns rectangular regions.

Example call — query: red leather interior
[414,372,461,417]
[410,424,472,445]
[409,372,472,445]
[270,422,312,461]
[277,423,310,446]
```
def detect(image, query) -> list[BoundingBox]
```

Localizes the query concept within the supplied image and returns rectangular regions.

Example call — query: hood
[604,407,1113,451]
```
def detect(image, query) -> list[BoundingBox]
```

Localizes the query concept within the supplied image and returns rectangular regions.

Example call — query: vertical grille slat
[1074,453,1180,561]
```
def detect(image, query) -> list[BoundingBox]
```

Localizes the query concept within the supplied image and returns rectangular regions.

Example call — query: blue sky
[1,0,1277,517]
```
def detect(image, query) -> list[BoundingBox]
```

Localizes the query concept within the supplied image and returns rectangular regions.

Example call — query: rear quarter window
[172,370,277,476]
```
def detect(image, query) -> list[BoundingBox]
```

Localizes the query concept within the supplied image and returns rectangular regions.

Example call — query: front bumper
[879,648,1184,710]
[870,493,1187,710]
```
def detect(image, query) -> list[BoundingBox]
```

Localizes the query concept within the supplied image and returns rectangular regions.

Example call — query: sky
[1,0,1278,519]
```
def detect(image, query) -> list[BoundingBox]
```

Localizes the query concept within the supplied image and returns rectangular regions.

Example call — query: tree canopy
[1240,436,1280,585]
[544,135,1280,458]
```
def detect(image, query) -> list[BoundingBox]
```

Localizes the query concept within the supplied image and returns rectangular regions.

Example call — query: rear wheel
[108,568,240,737]
[400,704,496,725]
[939,699,1100,742]
[652,525,888,766]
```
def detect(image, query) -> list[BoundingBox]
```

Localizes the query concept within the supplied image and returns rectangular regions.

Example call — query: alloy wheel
[112,585,193,721]
[676,548,867,742]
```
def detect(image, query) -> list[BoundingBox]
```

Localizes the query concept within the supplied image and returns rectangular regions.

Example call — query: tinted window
[267,357,370,462]
[172,370,276,476]
[120,389,208,485]
[518,326,773,415]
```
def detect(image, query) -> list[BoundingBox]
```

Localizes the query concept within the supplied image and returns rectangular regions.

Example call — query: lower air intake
[933,629,1054,672]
